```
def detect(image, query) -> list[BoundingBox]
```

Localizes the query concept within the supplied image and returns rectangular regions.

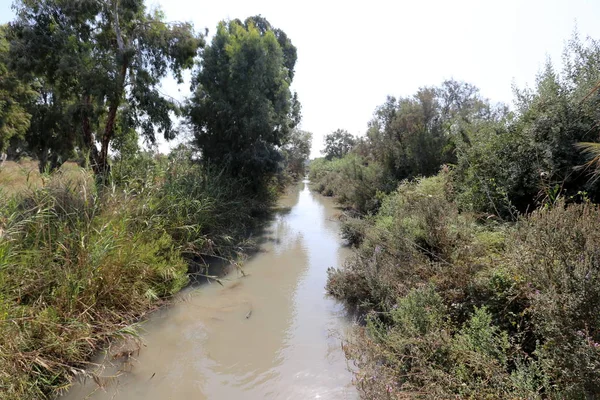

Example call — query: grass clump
[0,175,187,399]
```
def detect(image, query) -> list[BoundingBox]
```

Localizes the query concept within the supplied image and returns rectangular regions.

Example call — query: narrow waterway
[63,180,358,400]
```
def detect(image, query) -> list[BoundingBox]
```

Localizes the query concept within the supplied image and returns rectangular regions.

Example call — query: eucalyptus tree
[10,0,203,178]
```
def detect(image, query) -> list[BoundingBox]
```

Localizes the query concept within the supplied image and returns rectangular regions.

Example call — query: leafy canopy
[10,0,203,176]
[188,16,300,183]
[0,25,34,153]
[323,129,356,160]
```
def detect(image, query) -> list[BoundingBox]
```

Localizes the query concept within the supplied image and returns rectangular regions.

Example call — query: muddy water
[63,181,358,400]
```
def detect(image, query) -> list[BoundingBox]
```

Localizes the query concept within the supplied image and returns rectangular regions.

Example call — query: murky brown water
[62,181,358,400]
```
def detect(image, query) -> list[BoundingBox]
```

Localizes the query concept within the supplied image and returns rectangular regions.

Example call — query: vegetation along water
[2,0,600,399]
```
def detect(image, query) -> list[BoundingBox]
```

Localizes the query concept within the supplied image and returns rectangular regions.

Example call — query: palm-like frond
[575,142,600,181]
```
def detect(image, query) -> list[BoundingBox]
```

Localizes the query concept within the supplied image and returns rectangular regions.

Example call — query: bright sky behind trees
[2,0,600,157]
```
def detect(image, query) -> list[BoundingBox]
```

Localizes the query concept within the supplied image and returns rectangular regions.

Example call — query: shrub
[339,215,370,246]
[343,286,453,398]
[449,307,511,396]
[330,185,600,398]
[510,201,600,398]
[327,172,478,311]
[344,290,518,398]
[309,155,391,214]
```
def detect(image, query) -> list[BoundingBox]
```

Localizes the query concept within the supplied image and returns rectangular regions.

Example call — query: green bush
[449,307,511,396]
[309,154,391,214]
[339,215,369,246]
[327,172,478,311]
[343,286,453,398]
[344,289,520,398]
[510,202,600,398]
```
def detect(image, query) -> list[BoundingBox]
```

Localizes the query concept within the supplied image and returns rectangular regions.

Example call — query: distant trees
[323,129,355,160]
[282,129,312,178]
[0,25,33,154]
[312,80,499,213]
[188,16,300,185]
[364,80,493,182]
[10,0,203,177]
[312,35,600,219]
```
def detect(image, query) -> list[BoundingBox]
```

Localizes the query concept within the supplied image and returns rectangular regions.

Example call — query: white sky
[2,0,600,157]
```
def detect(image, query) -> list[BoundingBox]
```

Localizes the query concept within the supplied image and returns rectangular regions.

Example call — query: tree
[282,129,312,178]
[0,25,34,154]
[323,129,355,160]
[364,80,491,182]
[24,82,79,171]
[453,36,600,217]
[187,16,300,184]
[10,0,203,178]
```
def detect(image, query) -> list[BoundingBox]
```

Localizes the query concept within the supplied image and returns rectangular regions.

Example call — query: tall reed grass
[0,156,273,399]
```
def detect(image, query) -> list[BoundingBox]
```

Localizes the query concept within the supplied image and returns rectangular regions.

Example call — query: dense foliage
[453,41,600,217]
[0,25,33,153]
[187,16,300,186]
[8,0,203,176]
[313,34,600,398]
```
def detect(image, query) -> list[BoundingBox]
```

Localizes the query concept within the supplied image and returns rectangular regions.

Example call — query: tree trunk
[97,102,117,179]
[77,2,130,182]
[94,2,129,182]
[81,94,101,175]
[37,144,49,173]
[97,58,128,181]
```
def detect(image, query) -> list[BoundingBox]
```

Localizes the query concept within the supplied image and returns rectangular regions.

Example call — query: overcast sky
[2,0,600,157]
